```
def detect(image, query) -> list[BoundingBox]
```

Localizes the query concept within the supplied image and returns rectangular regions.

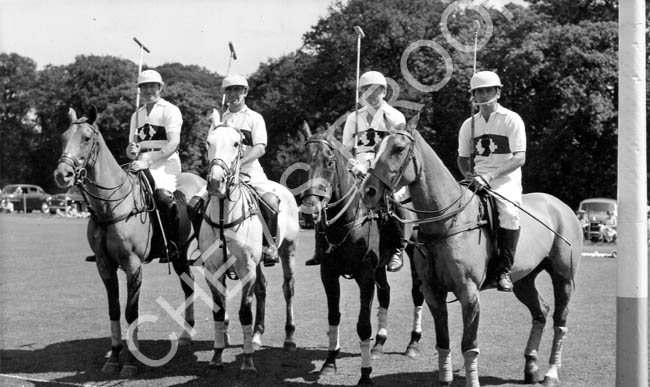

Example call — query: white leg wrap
[436,346,453,383]
[214,321,226,349]
[360,339,372,368]
[545,326,568,379]
[110,320,122,347]
[328,325,340,351]
[463,349,480,387]
[377,307,388,337]
[242,324,254,354]
[525,321,545,357]
[413,306,423,333]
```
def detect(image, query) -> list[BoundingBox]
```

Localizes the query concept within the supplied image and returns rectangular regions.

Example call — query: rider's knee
[262,192,280,211]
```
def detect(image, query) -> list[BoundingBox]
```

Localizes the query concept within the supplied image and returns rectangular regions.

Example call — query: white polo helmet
[469,71,502,92]
[137,69,164,86]
[222,74,249,90]
[359,71,387,88]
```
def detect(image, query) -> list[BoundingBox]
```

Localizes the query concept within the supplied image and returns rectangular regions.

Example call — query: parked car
[577,198,617,242]
[47,186,88,215]
[1,184,51,213]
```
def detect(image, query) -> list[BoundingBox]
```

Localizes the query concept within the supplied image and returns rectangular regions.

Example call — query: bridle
[367,129,479,229]
[206,126,244,202]
[304,138,360,227]
[57,119,146,226]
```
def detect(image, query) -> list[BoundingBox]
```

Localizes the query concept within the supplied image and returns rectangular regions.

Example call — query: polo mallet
[131,37,150,143]
[353,26,365,157]
[221,41,238,113]
[469,20,480,174]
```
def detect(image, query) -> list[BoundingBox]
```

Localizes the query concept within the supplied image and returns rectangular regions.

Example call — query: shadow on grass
[0,338,363,387]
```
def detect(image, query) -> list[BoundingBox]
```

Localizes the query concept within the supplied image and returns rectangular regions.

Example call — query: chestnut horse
[360,116,582,387]
[53,107,204,377]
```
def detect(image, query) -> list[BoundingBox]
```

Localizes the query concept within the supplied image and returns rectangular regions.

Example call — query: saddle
[460,181,503,286]
[139,170,191,264]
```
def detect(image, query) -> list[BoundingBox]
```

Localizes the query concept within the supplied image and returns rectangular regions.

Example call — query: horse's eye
[234,141,240,148]
[393,145,406,155]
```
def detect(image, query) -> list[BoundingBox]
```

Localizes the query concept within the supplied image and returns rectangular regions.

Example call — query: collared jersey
[458,104,526,185]
[342,100,406,154]
[130,98,183,151]
[221,105,267,176]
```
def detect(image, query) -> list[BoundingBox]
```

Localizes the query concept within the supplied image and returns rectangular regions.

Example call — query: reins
[59,120,152,227]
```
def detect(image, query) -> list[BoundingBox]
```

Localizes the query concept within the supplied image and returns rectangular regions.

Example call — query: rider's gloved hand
[130,159,151,172]
[126,142,140,160]
[470,174,493,190]
[347,158,366,178]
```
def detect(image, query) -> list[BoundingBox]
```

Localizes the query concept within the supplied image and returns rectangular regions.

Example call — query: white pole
[617,1,647,386]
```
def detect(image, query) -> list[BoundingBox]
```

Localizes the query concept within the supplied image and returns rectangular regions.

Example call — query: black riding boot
[187,194,205,237]
[380,211,406,272]
[260,192,280,267]
[496,227,520,292]
[305,222,324,266]
[155,189,180,263]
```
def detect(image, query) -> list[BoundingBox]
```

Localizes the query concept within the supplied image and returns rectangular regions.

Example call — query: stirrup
[262,246,279,267]
[85,255,96,262]
[159,242,179,264]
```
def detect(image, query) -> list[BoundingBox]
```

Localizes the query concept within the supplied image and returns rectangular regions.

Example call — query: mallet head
[354,26,365,38]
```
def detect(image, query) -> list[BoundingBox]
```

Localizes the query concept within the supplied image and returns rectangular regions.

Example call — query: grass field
[0,213,646,387]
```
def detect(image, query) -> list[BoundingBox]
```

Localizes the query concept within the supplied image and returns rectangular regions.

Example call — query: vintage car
[47,186,88,215]
[0,184,51,213]
[577,198,617,242]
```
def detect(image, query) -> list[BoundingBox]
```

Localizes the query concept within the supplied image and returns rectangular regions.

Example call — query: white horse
[198,124,300,375]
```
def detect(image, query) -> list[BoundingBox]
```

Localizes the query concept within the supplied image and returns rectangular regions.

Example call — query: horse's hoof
[357,376,373,385]
[370,346,384,360]
[252,333,262,351]
[540,376,560,387]
[283,340,297,352]
[119,364,138,378]
[319,362,337,377]
[404,345,420,358]
[238,367,258,378]
[524,369,540,384]
[358,367,373,385]
[101,361,120,374]
[439,382,451,387]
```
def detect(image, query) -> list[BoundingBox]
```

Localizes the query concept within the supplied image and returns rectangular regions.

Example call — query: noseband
[57,119,100,185]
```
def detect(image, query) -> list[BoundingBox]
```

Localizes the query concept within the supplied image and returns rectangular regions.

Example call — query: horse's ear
[406,113,420,132]
[68,107,77,122]
[88,105,97,125]
[302,121,312,138]
[324,123,336,138]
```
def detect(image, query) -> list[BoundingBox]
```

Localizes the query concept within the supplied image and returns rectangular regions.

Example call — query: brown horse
[301,126,424,385]
[360,116,582,387]
[53,107,204,377]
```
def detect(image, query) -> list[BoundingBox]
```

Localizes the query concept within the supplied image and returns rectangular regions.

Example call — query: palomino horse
[199,125,299,375]
[360,117,582,387]
[301,126,425,385]
[53,107,204,377]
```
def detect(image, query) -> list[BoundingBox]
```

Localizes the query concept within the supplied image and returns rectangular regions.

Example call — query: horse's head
[301,125,349,223]
[361,114,420,209]
[206,125,243,197]
[54,106,100,189]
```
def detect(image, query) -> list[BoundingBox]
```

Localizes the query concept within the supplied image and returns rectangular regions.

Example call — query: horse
[198,124,299,375]
[53,107,204,377]
[360,116,583,387]
[301,126,425,385]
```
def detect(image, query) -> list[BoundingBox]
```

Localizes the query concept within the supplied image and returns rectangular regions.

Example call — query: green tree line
[1,0,646,209]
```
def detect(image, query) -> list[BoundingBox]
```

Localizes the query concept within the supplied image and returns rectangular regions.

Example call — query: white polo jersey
[129,98,182,191]
[222,105,274,193]
[458,104,526,229]
[342,100,406,168]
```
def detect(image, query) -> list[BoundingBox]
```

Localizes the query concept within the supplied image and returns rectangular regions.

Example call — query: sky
[0,0,337,76]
